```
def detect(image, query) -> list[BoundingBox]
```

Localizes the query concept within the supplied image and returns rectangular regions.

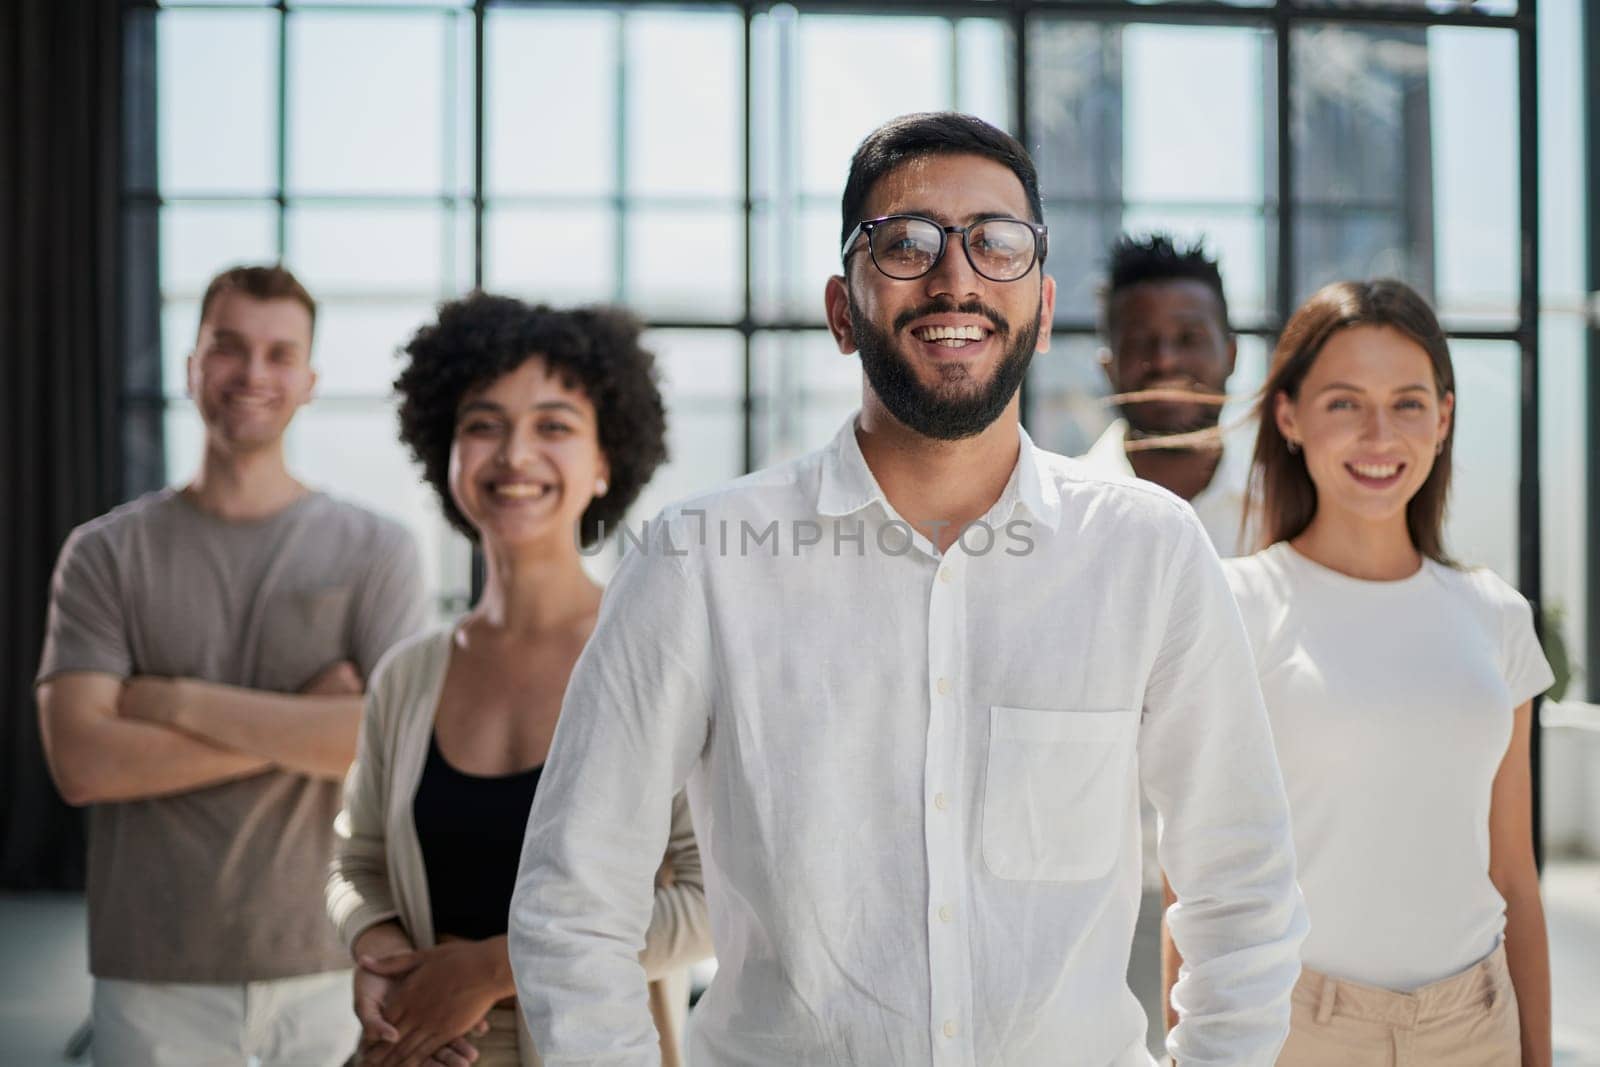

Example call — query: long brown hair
[1248,279,1456,562]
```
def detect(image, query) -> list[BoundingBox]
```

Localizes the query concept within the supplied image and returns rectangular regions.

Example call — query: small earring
[1435,440,1445,456]
[594,478,609,497]
[1286,439,1300,455]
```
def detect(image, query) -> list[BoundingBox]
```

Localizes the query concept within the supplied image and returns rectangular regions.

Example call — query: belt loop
[1315,975,1338,1025]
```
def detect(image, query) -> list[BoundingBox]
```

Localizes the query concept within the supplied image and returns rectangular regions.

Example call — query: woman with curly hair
[326,294,711,1067]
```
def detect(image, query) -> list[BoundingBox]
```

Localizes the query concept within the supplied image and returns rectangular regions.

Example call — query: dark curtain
[0,1,126,889]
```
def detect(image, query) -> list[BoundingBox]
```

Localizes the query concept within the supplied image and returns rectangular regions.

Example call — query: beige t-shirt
[37,488,424,982]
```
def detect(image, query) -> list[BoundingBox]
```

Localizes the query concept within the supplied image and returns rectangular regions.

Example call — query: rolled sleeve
[1138,517,1308,1066]
[509,532,714,1065]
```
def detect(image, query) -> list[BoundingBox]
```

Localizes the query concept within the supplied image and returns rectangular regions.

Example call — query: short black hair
[840,112,1045,249]
[1105,232,1231,333]
[395,293,668,547]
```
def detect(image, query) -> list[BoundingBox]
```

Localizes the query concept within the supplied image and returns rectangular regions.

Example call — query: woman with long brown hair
[1222,279,1552,1064]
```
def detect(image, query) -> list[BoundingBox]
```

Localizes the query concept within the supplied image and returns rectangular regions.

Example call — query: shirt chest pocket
[255,585,354,691]
[981,706,1138,882]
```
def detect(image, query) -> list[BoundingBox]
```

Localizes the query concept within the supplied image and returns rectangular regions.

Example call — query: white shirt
[1079,417,1256,557]
[510,416,1307,1067]
[1225,543,1554,991]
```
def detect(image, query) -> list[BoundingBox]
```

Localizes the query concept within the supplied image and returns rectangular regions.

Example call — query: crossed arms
[37,662,365,806]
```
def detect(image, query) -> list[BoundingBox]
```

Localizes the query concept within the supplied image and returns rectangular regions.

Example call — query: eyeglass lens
[869,217,1036,281]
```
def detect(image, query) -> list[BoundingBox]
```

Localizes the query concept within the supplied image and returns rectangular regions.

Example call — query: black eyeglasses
[841,214,1049,282]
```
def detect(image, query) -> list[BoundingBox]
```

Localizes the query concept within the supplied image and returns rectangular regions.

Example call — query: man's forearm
[166,679,362,780]
[43,709,272,806]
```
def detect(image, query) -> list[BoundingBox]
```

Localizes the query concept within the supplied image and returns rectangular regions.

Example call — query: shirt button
[939,567,954,584]
[936,677,951,696]
[933,792,948,811]
[943,1020,958,1038]
[938,904,954,923]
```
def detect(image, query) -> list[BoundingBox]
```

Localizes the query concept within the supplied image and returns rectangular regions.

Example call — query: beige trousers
[1278,944,1520,1066]
[93,971,357,1067]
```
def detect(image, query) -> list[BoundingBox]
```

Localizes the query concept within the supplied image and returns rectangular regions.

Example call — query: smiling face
[187,292,317,453]
[1275,324,1454,529]
[447,356,608,551]
[825,152,1056,440]
[1105,279,1235,434]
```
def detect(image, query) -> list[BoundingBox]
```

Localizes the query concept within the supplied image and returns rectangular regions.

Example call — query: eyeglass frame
[840,213,1050,282]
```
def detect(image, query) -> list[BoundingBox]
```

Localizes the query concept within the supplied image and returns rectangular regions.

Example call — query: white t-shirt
[1224,542,1554,991]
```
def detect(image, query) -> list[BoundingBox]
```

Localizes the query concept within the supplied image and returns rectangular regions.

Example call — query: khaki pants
[1278,944,1520,1066]
[93,971,357,1067]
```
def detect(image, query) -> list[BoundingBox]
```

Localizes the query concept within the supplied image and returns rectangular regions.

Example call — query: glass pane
[1540,316,1587,702]
[163,403,207,485]
[753,202,837,325]
[643,330,744,402]
[486,10,616,196]
[286,205,447,295]
[1041,204,1122,325]
[160,202,279,298]
[1445,340,1518,581]
[161,300,200,398]
[625,210,742,320]
[1022,334,1106,459]
[288,0,470,7]
[955,19,1013,129]
[792,16,952,199]
[158,10,278,195]
[1428,28,1519,327]
[1295,0,1514,13]
[288,12,447,195]
[619,330,745,542]
[310,301,437,397]
[283,403,470,615]
[1291,24,1519,327]
[1027,20,1122,202]
[625,11,741,198]
[615,404,745,568]
[751,330,861,468]
[1122,25,1266,204]
[484,207,615,306]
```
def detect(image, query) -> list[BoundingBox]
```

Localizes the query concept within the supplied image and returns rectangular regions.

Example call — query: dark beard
[849,293,1040,441]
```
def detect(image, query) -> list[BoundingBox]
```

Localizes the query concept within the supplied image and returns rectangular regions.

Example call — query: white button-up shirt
[511,416,1306,1067]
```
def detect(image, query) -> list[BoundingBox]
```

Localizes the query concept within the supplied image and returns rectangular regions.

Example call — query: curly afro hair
[395,292,668,548]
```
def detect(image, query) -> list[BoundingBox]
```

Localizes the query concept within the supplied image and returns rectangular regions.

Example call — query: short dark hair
[199,264,317,337]
[395,293,668,548]
[840,112,1045,249]
[1105,233,1230,333]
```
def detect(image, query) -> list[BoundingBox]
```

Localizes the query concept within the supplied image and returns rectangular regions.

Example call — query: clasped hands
[354,939,508,1067]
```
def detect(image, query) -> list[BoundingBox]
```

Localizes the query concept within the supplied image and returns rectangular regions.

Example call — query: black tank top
[412,731,543,940]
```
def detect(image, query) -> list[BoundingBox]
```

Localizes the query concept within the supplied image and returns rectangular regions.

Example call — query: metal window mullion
[275,0,289,258]
[741,4,755,475]
[1273,4,1292,329]
[1515,0,1544,869]
[613,11,628,305]
[1013,2,1029,427]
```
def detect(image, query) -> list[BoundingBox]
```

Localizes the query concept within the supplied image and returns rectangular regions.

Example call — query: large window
[125,1,1567,693]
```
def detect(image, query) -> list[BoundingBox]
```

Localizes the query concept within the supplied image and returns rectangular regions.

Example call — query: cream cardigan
[326,625,712,1065]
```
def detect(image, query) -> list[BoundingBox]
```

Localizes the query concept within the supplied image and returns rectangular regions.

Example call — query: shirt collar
[815,413,1062,534]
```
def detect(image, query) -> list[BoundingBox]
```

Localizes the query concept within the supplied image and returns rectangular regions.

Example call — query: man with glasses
[509,112,1305,1066]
